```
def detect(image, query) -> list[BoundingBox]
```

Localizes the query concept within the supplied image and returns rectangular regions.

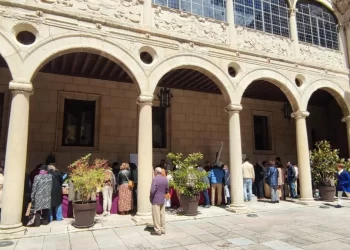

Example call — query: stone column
[0,81,33,230]
[226,0,237,47]
[291,111,314,202]
[143,0,152,27]
[136,94,153,216]
[342,116,350,158]
[339,24,350,68]
[227,104,246,212]
[289,8,300,58]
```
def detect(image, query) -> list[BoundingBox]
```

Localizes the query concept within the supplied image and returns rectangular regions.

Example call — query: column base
[297,198,316,206]
[226,204,249,214]
[132,213,153,226]
[0,223,25,234]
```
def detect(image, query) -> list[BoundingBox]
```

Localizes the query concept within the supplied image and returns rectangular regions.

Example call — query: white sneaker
[107,212,111,216]
[102,211,108,216]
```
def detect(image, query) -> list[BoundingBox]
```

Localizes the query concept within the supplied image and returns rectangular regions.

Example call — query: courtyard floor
[1,198,350,250]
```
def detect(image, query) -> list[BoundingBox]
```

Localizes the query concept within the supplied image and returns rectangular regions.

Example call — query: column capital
[225,104,242,113]
[291,110,309,119]
[289,8,297,16]
[9,80,33,95]
[137,94,153,105]
[342,116,350,123]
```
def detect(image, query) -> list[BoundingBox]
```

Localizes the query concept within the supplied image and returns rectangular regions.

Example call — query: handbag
[123,171,134,189]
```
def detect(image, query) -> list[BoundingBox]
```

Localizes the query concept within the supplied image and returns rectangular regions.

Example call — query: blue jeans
[289,181,297,198]
[203,189,210,206]
[243,178,253,201]
[49,204,63,222]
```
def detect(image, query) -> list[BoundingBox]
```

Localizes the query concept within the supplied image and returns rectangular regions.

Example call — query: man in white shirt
[242,158,255,202]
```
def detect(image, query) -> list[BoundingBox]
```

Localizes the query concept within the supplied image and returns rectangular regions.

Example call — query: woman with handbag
[117,163,133,215]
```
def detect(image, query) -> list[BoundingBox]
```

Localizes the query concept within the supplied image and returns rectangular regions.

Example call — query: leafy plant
[310,141,340,187]
[68,154,108,203]
[167,152,209,197]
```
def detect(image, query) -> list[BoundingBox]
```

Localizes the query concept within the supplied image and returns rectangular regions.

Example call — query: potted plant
[68,154,107,228]
[310,141,339,201]
[167,152,209,215]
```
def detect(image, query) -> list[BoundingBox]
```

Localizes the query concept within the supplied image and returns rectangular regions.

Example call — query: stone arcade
[0,0,350,230]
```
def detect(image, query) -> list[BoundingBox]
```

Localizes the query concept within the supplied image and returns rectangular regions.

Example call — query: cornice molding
[9,80,34,95]
[291,110,309,119]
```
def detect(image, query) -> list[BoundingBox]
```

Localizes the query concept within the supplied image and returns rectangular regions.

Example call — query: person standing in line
[242,158,255,202]
[286,162,297,199]
[265,161,279,203]
[102,167,116,216]
[294,164,299,195]
[31,165,52,226]
[336,163,350,208]
[130,163,138,206]
[117,163,133,215]
[254,161,265,200]
[277,165,285,200]
[223,165,231,205]
[0,167,4,221]
[204,161,212,172]
[48,165,63,221]
[150,167,169,236]
[208,164,224,206]
[198,166,210,208]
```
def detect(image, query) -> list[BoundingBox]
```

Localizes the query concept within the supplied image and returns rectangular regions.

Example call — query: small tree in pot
[310,141,339,201]
[68,154,108,228]
[167,152,209,215]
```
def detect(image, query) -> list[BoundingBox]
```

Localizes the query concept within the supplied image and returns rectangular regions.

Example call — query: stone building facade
[0,0,350,230]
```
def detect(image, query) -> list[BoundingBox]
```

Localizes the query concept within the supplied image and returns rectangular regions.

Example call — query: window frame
[252,110,275,154]
[233,0,291,38]
[296,0,339,50]
[56,92,100,152]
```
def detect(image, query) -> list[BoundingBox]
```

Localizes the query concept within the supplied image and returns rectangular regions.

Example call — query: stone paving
[1,198,350,250]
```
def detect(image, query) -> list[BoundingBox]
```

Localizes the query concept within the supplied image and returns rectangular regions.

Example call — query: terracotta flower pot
[72,201,96,228]
[319,186,336,202]
[180,195,200,216]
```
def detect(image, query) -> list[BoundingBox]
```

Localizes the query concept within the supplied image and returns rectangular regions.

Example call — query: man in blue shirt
[208,165,224,206]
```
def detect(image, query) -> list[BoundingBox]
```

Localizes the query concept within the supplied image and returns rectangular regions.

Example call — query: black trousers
[255,179,264,198]
[34,209,49,227]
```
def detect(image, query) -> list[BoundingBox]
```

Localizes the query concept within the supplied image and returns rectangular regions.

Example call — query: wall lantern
[282,102,292,120]
[157,88,173,108]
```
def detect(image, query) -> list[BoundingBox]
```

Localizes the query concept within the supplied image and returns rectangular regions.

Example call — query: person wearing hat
[30,165,52,226]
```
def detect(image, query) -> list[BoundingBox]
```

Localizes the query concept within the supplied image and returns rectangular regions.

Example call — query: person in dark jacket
[117,163,133,215]
[286,162,297,199]
[254,162,265,200]
[336,163,350,208]
[48,165,63,221]
[198,167,210,208]
[223,165,231,205]
[265,161,279,203]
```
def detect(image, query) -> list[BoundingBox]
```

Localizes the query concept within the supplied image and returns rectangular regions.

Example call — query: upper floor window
[234,0,290,37]
[153,0,227,21]
[296,1,338,49]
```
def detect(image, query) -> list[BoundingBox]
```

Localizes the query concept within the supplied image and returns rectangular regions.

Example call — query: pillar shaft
[136,95,153,216]
[0,81,32,229]
[292,111,313,202]
[226,0,237,47]
[289,8,300,57]
[227,104,245,208]
[342,116,350,158]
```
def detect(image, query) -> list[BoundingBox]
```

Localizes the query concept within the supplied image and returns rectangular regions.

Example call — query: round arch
[148,54,235,104]
[301,79,350,116]
[236,68,301,111]
[22,33,147,93]
[0,31,23,80]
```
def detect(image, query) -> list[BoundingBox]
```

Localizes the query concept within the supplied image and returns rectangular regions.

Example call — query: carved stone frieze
[333,0,350,14]
[153,7,228,44]
[299,43,344,69]
[236,27,294,58]
[33,0,143,24]
[179,42,208,54]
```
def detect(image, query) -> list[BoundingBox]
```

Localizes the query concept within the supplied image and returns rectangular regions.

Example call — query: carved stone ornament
[333,0,350,15]
[236,27,294,58]
[179,42,208,54]
[137,94,153,105]
[299,43,344,69]
[153,7,228,44]
[9,81,34,95]
[291,110,309,119]
[341,116,350,123]
[34,0,143,24]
